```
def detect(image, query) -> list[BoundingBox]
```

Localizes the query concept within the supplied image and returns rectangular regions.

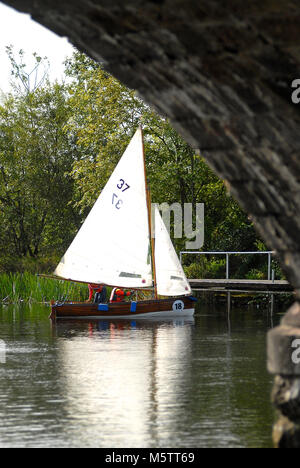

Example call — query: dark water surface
[0,297,283,448]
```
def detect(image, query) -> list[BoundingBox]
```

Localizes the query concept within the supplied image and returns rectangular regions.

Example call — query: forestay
[54,128,153,288]
[154,206,192,296]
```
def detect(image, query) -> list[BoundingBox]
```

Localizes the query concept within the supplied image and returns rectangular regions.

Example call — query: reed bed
[0,273,88,304]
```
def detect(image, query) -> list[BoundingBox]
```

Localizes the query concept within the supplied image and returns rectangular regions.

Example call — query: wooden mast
[140,126,158,299]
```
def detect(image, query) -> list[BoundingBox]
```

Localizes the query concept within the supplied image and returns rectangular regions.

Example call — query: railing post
[179,250,275,280]
[268,252,272,281]
[226,253,230,279]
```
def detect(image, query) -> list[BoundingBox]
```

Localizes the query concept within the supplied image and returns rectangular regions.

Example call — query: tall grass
[0,273,89,304]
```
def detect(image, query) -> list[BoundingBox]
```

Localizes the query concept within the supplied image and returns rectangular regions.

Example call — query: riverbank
[196,289,294,310]
[0,272,294,309]
[0,273,88,304]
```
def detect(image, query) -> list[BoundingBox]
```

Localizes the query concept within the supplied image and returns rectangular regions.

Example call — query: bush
[184,257,226,279]
[0,255,60,275]
[245,269,265,280]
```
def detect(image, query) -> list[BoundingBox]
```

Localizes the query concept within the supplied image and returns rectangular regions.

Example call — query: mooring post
[227,291,231,314]
[267,302,300,447]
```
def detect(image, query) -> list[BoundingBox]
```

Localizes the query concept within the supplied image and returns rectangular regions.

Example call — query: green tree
[0,49,80,271]
[0,48,264,278]
[64,51,258,257]
[64,51,147,213]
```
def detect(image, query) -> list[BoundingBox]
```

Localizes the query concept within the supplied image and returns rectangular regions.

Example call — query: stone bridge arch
[3,0,300,447]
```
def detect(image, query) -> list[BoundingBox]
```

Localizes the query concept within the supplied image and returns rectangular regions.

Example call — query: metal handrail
[180,251,275,281]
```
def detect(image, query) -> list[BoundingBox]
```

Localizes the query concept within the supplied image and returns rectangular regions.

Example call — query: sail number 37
[112,179,130,209]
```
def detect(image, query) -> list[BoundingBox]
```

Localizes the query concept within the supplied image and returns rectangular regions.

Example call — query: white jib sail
[154,206,192,296]
[54,127,153,288]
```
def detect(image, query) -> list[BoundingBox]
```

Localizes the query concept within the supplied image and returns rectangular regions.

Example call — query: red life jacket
[110,288,131,303]
[88,284,103,302]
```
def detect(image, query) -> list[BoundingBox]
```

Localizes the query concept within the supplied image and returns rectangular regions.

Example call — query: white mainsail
[54,127,153,288]
[154,206,192,296]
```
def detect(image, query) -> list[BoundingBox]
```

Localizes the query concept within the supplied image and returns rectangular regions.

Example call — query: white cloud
[0,2,75,92]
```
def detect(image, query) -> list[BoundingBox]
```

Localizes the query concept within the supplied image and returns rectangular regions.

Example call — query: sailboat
[50,127,196,320]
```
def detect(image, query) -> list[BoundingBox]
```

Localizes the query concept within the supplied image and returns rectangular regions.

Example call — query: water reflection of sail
[57,319,194,447]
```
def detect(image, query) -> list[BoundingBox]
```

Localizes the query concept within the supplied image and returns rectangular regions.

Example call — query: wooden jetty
[188,279,293,292]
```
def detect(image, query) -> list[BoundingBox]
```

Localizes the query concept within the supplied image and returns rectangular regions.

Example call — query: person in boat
[110,287,133,303]
[88,284,107,303]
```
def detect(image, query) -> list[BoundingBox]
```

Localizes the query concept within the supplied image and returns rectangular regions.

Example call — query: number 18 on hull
[50,296,196,320]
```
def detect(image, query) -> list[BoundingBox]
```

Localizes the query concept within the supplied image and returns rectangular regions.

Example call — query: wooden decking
[188,279,293,292]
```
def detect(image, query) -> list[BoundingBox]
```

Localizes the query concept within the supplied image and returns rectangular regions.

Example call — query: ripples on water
[0,298,281,448]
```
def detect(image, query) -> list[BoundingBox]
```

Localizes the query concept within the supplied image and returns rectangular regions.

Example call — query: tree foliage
[0,48,265,277]
[0,49,80,270]
[64,52,258,254]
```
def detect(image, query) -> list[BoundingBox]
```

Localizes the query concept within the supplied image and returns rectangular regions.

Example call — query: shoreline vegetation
[0,273,88,304]
[0,272,293,308]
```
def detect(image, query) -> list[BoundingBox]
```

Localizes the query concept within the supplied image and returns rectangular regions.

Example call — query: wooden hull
[50,296,196,320]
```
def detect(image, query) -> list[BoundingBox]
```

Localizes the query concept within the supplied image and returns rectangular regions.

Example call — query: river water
[0,295,284,448]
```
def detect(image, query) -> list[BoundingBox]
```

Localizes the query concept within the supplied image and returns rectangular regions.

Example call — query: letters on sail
[54,128,153,288]
[154,206,192,296]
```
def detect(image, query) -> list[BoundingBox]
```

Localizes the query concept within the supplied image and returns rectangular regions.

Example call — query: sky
[0,1,75,93]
